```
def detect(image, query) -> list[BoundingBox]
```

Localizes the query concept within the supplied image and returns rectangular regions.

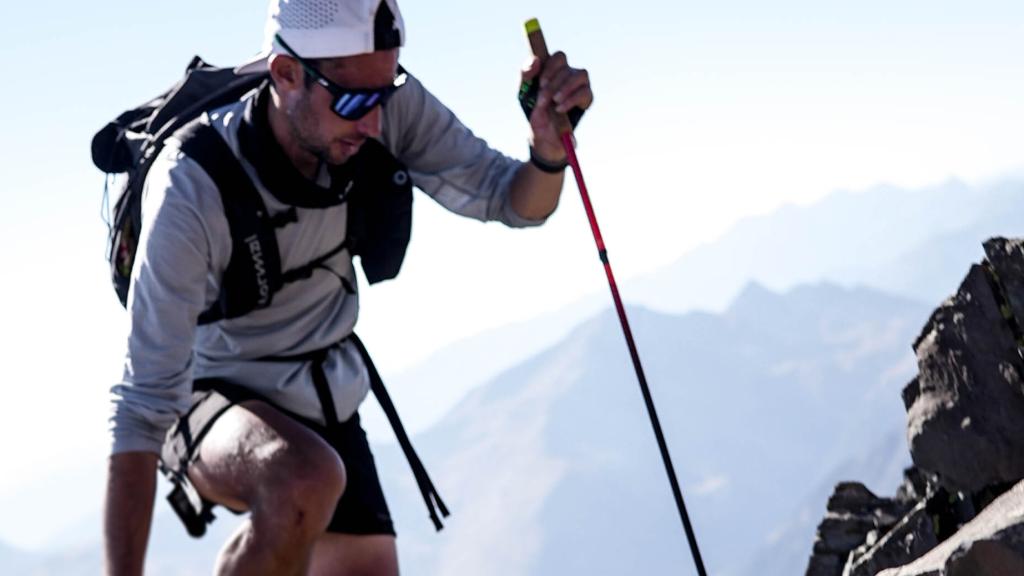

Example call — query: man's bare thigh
[187,399,345,512]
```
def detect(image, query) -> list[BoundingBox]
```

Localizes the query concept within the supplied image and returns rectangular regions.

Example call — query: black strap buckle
[166,473,215,538]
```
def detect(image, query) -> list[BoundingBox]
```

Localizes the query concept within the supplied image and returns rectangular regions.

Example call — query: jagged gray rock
[984,237,1024,326]
[806,237,1024,576]
[805,482,912,576]
[903,257,1024,492]
[895,467,933,505]
[843,500,938,576]
[877,479,1024,576]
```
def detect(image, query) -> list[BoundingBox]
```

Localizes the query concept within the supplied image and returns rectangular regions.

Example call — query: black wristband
[529,147,569,173]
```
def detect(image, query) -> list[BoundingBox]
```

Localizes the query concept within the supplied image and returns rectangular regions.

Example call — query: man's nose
[354,106,382,138]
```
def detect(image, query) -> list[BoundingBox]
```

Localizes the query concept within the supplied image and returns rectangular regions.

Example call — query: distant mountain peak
[730,281,778,308]
[725,280,847,316]
[628,178,1024,315]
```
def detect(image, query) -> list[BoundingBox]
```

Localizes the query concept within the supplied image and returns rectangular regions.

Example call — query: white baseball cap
[235,0,405,74]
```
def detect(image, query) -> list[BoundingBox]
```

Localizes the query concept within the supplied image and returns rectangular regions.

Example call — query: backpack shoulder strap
[175,121,283,325]
[347,139,413,284]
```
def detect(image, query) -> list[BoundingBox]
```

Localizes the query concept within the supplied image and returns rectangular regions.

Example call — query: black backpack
[91,56,412,318]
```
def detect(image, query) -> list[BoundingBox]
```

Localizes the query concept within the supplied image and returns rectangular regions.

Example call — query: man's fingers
[534,88,551,116]
[546,66,575,99]
[530,90,559,131]
[553,70,593,112]
[539,51,569,88]
[556,87,593,114]
[526,50,591,132]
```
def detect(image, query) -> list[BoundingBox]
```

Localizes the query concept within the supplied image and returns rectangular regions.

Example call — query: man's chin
[327,140,364,164]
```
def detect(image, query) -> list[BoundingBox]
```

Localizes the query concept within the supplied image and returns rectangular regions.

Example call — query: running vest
[172,120,413,324]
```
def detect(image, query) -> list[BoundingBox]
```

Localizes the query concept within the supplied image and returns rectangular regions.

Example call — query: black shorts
[160,379,395,536]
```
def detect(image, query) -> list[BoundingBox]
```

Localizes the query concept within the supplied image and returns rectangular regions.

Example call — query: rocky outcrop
[903,257,1024,492]
[985,238,1024,323]
[807,482,914,576]
[805,469,944,576]
[805,238,1024,575]
[877,479,1024,576]
[843,500,936,576]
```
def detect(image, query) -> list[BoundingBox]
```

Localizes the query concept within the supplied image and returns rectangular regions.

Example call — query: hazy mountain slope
[16,484,242,576]
[361,296,606,441]
[864,192,1024,303]
[373,283,929,575]
[369,179,1024,444]
[0,541,39,575]
[628,179,1024,313]
[741,423,912,576]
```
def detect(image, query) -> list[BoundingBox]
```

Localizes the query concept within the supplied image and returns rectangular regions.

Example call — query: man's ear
[269,54,303,92]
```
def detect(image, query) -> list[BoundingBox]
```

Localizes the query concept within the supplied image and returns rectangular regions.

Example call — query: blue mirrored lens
[335,93,353,112]
[331,85,397,120]
[342,94,369,116]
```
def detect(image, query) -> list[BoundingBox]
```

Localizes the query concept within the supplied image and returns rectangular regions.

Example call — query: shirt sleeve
[381,72,547,228]
[108,147,218,455]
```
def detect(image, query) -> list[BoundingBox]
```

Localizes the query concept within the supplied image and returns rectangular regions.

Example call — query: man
[103,0,593,574]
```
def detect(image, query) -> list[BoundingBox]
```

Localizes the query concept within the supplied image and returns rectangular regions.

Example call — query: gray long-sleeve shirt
[109,73,545,455]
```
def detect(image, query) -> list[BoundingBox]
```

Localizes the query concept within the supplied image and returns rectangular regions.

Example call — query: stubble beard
[286,90,341,169]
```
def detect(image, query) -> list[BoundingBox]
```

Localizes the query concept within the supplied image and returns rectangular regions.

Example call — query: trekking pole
[525,19,709,576]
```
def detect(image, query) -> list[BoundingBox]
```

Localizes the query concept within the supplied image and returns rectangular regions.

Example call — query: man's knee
[252,439,347,536]
[189,401,348,539]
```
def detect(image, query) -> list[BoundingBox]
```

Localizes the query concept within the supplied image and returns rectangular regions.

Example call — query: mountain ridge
[365,178,1022,444]
[372,281,929,575]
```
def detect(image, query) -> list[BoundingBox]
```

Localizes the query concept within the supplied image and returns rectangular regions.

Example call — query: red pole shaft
[560,133,708,576]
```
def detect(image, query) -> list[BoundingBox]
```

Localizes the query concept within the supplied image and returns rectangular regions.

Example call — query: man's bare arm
[509,160,565,221]
[104,452,158,576]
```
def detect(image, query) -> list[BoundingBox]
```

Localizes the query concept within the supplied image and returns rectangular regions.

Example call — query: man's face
[277,48,400,166]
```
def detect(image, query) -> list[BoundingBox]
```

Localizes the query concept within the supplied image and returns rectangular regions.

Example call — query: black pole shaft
[560,132,709,576]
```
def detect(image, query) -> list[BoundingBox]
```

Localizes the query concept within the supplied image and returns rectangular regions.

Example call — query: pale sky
[1,0,1022,550]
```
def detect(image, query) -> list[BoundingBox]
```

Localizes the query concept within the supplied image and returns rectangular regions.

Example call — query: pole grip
[525,18,551,60]
[524,18,573,136]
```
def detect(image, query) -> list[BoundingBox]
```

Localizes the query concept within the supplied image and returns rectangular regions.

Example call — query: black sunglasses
[274,34,407,121]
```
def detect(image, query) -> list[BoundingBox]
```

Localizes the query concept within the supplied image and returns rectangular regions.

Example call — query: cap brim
[234,50,272,75]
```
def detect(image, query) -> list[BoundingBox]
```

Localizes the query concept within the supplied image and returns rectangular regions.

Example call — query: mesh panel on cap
[278,0,341,30]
